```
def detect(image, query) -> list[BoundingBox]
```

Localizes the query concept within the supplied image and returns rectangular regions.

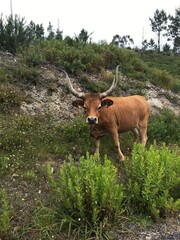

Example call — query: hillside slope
[0,52,180,121]
[20,64,180,120]
[0,51,180,240]
[1,51,179,120]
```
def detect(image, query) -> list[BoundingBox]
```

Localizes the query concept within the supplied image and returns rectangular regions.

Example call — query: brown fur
[73,93,151,161]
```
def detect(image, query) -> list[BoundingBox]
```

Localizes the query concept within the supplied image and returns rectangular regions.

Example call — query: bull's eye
[97,106,102,111]
[83,106,87,112]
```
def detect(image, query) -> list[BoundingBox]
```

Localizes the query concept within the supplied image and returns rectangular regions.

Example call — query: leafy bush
[47,153,123,236]
[148,68,173,89]
[139,51,180,78]
[0,84,25,113]
[148,109,180,144]
[12,63,40,84]
[20,41,46,66]
[78,74,110,93]
[171,77,180,93]
[17,38,179,92]
[124,142,180,220]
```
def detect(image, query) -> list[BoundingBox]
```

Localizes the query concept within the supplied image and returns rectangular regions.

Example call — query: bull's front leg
[94,138,100,155]
[111,130,124,161]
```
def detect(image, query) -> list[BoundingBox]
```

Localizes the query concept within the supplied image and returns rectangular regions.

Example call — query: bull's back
[100,95,150,132]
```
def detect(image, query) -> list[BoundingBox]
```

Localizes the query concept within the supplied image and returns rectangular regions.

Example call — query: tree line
[0,7,179,54]
[111,8,179,52]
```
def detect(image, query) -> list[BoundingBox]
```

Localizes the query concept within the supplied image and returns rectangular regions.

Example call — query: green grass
[139,51,180,77]
[139,51,180,92]
[0,109,179,239]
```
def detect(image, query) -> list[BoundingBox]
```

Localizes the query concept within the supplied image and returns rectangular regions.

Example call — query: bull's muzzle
[86,117,98,124]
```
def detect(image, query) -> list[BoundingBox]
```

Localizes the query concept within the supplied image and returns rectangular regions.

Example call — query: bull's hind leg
[139,128,148,146]
[132,127,139,142]
[139,114,149,146]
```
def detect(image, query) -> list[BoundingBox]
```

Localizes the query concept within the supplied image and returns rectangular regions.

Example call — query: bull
[62,65,150,161]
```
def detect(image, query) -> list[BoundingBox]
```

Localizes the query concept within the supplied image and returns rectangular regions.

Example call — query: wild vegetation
[0,12,180,240]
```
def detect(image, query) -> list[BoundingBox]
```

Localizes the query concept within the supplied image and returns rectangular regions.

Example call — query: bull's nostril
[87,117,97,124]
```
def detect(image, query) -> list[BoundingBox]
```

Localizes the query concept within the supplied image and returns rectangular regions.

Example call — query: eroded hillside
[1,51,179,121]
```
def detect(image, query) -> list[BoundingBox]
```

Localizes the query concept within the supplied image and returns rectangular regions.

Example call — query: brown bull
[62,65,150,160]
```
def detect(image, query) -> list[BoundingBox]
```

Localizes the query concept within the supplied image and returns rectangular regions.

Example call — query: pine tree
[149,9,168,52]
[112,34,134,48]
[47,22,55,40]
[167,7,180,53]
[74,29,93,43]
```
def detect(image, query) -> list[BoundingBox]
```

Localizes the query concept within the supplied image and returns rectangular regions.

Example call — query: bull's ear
[101,98,113,108]
[72,99,84,108]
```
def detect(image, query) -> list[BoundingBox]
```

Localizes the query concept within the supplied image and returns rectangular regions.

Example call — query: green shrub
[124,142,180,220]
[149,68,173,89]
[78,74,110,93]
[171,77,180,93]
[148,109,180,144]
[0,84,25,113]
[17,39,179,92]
[47,153,123,236]
[63,117,88,141]
[20,41,46,66]
[12,64,40,84]
[139,51,180,78]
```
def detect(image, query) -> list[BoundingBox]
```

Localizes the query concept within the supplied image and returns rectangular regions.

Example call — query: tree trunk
[158,31,161,52]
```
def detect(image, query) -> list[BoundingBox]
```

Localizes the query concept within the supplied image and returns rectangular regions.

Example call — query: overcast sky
[1,0,179,47]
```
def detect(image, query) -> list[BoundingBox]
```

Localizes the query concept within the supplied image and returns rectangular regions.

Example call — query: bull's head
[62,65,120,125]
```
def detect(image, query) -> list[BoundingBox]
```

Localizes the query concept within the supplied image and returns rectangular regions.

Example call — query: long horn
[61,70,85,98]
[100,65,120,98]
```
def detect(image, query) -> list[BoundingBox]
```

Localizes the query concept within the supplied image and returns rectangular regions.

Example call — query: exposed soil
[19,64,180,122]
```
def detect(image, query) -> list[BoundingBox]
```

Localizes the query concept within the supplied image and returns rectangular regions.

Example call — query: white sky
[1,0,179,47]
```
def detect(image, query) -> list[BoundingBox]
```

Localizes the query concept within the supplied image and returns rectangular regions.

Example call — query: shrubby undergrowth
[47,153,123,236]
[16,40,176,91]
[124,142,180,220]
[44,143,179,238]
[148,109,180,144]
